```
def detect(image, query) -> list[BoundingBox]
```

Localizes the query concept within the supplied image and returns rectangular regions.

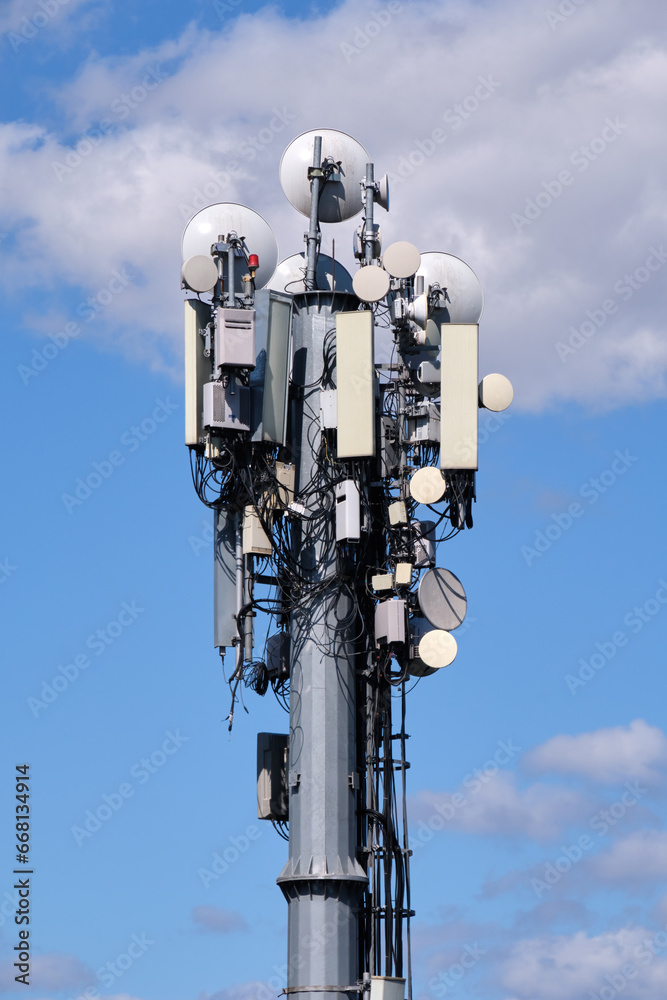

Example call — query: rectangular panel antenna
[184,299,212,447]
[336,311,375,458]
[440,323,479,471]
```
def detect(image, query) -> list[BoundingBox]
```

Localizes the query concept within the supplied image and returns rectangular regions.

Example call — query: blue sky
[1,1,667,999]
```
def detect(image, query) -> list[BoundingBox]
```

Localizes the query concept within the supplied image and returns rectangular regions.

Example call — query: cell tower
[182,129,512,1000]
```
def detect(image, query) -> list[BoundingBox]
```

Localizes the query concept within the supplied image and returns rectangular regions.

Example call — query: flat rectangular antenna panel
[440,323,479,471]
[250,289,293,444]
[213,508,238,650]
[257,732,289,821]
[336,311,375,458]
[184,299,212,447]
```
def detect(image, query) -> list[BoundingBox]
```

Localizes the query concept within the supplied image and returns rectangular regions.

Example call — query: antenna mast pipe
[305,135,323,290]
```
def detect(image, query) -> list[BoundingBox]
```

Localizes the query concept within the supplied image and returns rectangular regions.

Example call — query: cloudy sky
[1,1,666,1000]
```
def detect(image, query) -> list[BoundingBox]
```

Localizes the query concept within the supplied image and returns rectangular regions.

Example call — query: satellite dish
[382,241,421,279]
[353,265,390,303]
[417,252,484,323]
[374,174,390,211]
[479,373,514,411]
[408,293,428,329]
[410,467,446,505]
[418,567,467,631]
[181,203,278,290]
[280,129,370,223]
[181,255,218,294]
[419,629,457,669]
[268,252,354,294]
[408,615,437,677]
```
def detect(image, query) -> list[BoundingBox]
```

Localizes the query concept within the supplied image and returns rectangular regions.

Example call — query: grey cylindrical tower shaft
[277,292,367,1000]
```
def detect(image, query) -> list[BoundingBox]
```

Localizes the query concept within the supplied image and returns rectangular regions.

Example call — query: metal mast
[181,128,513,1000]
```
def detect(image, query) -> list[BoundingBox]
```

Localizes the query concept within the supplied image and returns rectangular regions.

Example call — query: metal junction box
[243,506,272,556]
[257,732,289,821]
[375,599,406,647]
[215,306,256,369]
[412,520,436,568]
[203,381,250,431]
[335,480,361,541]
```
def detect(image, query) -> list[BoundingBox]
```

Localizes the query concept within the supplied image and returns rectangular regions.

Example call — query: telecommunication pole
[181,129,513,1000]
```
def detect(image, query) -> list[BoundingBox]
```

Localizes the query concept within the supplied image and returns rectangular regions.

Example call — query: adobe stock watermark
[546,0,589,31]
[589,923,667,1000]
[51,65,167,181]
[339,2,403,63]
[556,245,667,361]
[388,75,501,186]
[411,738,521,850]
[531,780,647,898]
[18,267,134,385]
[27,600,145,718]
[565,579,667,694]
[64,932,155,1000]
[420,942,487,999]
[71,730,189,846]
[521,449,638,567]
[198,825,262,887]
[178,108,296,220]
[511,117,629,233]
[0,557,18,584]
[6,0,73,54]
[61,397,178,513]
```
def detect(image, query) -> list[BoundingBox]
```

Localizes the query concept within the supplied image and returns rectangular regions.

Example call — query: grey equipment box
[375,599,406,647]
[257,733,289,821]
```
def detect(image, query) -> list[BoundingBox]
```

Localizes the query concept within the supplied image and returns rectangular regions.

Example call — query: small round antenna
[479,374,514,411]
[268,253,353,294]
[182,203,278,290]
[181,255,218,293]
[353,265,390,303]
[409,467,446,505]
[416,252,484,324]
[382,241,421,279]
[419,629,457,669]
[418,567,467,631]
[280,129,370,223]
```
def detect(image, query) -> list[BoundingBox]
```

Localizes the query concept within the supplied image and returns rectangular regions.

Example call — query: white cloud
[0,0,100,44]
[0,952,93,992]
[591,830,667,885]
[1,0,666,408]
[524,719,667,785]
[500,926,667,999]
[411,770,589,840]
[192,904,248,933]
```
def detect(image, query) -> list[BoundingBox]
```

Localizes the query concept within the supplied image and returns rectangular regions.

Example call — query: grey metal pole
[277,291,367,1000]
[305,136,323,291]
[363,164,375,264]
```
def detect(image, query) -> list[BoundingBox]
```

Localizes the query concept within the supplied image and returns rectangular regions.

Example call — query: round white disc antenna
[268,252,354,294]
[353,265,391,303]
[382,241,421,279]
[417,252,484,323]
[419,629,457,669]
[410,467,446,505]
[181,255,219,294]
[181,203,278,290]
[418,567,467,631]
[479,373,514,411]
[280,129,370,223]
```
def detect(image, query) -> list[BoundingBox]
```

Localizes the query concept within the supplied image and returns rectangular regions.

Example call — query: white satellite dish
[409,467,446,505]
[181,255,218,294]
[375,174,390,211]
[268,252,354,294]
[419,629,457,669]
[280,129,370,223]
[353,265,391,303]
[479,373,514,411]
[418,567,467,631]
[416,252,484,324]
[181,203,278,291]
[382,241,421,279]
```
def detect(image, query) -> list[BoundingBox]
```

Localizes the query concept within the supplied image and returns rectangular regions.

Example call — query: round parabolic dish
[181,255,218,293]
[267,253,354,294]
[181,203,278,290]
[382,241,421,279]
[419,629,457,669]
[280,129,370,223]
[416,252,484,324]
[353,265,391,303]
[418,567,467,631]
[479,373,514,411]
